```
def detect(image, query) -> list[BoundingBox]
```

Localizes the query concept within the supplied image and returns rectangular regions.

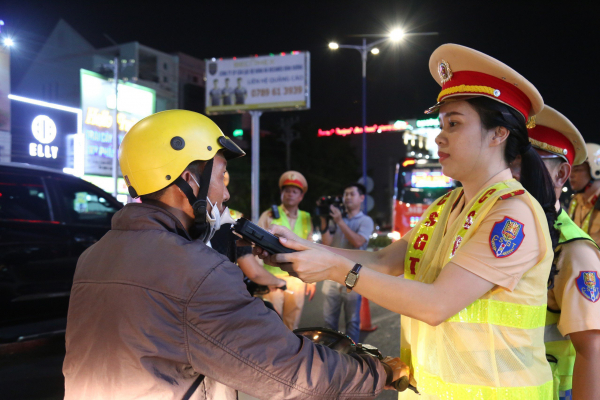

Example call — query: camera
[315,195,345,218]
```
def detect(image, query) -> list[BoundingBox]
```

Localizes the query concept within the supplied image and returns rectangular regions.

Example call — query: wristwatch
[345,263,363,292]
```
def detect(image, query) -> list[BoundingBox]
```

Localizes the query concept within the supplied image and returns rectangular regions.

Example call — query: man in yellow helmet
[62,110,403,399]
[258,171,316,330]
[569,143,600,245]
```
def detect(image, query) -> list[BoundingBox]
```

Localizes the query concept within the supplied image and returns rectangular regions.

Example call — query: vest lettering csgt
[263,205,311,277]
[400,179,553,400]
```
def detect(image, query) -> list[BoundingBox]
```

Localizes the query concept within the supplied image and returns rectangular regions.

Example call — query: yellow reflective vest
[263,205,311,277]
[400,179,553,400]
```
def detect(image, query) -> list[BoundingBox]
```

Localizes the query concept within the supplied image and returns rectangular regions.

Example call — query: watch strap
[345,263,363,291]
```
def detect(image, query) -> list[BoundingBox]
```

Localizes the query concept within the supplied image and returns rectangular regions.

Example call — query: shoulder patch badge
[576,271,600,303]
[489,216,525,258]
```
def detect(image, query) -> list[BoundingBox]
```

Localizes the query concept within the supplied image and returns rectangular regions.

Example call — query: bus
[392,158,455,239]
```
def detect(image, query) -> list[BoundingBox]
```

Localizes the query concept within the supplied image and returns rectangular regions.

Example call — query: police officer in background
[258,171,316,330]
[568,142,600,245]
[511,106,600,400]
[62,110,406,399]
[319,183,374,342]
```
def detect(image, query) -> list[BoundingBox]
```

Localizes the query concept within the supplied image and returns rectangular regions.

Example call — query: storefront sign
[9,95,80,171]
[205,52,310,114]
[80,69,155,177]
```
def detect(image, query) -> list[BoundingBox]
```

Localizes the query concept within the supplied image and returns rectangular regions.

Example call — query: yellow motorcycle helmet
[119,110,245,198]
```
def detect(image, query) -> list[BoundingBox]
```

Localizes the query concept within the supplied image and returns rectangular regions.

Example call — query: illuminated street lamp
[328,28,436,212]
[3,37,14,47]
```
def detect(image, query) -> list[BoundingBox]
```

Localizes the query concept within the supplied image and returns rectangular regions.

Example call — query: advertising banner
[80,69,155,176]
[205,52,310,114]
[9,97,78,170]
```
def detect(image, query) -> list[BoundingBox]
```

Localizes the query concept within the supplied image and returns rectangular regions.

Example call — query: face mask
[191,174,236,243]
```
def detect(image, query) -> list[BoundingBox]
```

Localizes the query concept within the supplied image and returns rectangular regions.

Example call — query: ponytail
[466,97,559,249]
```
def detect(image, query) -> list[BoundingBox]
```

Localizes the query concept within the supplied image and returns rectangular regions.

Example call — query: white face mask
[191,174,236,243]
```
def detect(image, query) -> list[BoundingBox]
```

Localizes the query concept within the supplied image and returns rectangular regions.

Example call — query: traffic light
[233,129,243,138]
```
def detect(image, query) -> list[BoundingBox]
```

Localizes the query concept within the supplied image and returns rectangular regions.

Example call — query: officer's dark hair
[345,183,366,196]
[466,97,559,250]
[140,160,205,202]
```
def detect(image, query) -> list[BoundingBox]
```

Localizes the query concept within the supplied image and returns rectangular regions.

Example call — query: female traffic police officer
[519,106,600,400]
[257,44,559,399]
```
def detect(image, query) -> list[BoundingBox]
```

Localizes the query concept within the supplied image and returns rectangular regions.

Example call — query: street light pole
[111,57,119,198]
[331,35,392,213]
[329,29,437,213]
[361,38,367,213]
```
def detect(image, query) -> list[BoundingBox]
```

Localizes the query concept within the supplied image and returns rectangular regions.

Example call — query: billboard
[80,69,155,177]
[205,52,310,114]
[9,96,79,171]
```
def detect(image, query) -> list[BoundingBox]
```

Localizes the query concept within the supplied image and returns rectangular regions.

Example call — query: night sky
[3,0,600,142]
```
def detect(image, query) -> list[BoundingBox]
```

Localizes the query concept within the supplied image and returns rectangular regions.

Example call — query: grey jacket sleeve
[184,260,387,399]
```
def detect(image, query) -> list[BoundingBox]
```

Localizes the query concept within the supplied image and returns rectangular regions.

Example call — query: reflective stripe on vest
[263,206,311,276]
[447,298,545,329]
[414,366,554,400]
[402,180,552,399]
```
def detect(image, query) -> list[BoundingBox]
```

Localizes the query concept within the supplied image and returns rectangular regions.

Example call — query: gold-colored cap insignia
[438,60,453,84]
[526,116,536,129]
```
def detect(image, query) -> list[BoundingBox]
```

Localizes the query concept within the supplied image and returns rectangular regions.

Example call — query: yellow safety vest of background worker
[257,171,315,330]
[524,106,600,400]
[568,143,600,245]
[256,44,559,400]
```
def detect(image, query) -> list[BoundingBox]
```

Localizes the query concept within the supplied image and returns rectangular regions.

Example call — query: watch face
[346,273,358,287]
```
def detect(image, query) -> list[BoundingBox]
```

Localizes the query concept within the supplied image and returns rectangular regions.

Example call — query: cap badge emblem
[438,60,453,84]
[526,116,536,129]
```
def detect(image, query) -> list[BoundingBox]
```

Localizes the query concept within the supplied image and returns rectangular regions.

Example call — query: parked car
[0,162,123,342]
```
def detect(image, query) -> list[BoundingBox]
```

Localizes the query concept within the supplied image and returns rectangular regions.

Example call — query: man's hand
[380,356,410,390]
[305,282,316,301]
[268,278,287,293]
[329,205,343,224]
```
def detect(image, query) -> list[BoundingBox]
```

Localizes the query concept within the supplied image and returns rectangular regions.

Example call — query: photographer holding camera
[319,183,374,342]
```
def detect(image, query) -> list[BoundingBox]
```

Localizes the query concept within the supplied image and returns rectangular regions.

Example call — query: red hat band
[282,179,304,190]
[528,125,575,165]
[438,71,532,120]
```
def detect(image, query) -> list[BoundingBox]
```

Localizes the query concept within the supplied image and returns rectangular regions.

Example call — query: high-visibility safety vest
[263,205,311,277]
[545,209,599,399]
[400,179,554,400]
[567,195,597,234]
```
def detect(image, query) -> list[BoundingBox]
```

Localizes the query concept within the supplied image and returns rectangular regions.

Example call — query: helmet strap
[174,158,214,231]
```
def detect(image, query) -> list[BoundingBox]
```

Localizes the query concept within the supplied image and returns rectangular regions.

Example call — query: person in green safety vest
[511,105,600,400]
[568,142,600,246]
[257,170,315,330]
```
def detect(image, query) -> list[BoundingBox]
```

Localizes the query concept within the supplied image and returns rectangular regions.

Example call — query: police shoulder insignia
[489,216,525,258]
[576,271,600,303]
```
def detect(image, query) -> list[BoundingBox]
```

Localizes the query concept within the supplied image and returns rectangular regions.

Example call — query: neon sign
[318,123,407,137]
[85,107,139,132]
[29,115,59,159]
